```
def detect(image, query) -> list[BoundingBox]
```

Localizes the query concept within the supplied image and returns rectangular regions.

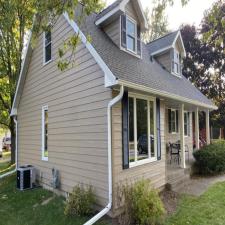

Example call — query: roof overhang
[151,31,186,57]
[95,0,148,30]
[117,79,217,110]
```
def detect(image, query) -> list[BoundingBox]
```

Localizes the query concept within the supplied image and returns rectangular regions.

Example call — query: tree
[181,0,225,131]
[143,0,189,43]
[0,0,104,164]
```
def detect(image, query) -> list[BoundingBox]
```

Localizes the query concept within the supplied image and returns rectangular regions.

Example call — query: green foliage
[64,184,96,217]
[181,1,225,130]
[0,175,106,225]
[193,141,225,175]
[119,179,165,225]
[143,0,189,43]
[166,181,225,225]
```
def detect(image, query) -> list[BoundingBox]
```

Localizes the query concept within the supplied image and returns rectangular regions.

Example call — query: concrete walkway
[178,174,225,196]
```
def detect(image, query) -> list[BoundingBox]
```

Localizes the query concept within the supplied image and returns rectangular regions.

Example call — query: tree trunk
[10,117,15,165]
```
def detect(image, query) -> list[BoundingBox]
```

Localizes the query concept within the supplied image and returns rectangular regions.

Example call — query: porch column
[206,109,210,145]
[179,104,186,169]
[195,107,200,149]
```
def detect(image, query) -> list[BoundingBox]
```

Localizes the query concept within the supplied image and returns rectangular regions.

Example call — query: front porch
[164,101,211,190]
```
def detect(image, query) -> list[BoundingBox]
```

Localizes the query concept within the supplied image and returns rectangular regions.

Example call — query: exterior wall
[125,1,139,21]
[164,108,193,155]
[17,15,112,207]
[155,51,171,72]
[111,91,166,215]
[103,1,141,50]
[103,18,120,48]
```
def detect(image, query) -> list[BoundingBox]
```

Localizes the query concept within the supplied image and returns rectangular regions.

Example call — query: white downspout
[84,85,124,225]
[0,117,18,179]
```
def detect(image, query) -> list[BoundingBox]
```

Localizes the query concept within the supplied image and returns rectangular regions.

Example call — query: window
[184,112,190,136]
[128,95,157,166]
[168,109,179,133]
[43,30,52,64]
[121,15,141,56]
[126,18,136,52]
[42,106,48,161]
[172,50,181,75]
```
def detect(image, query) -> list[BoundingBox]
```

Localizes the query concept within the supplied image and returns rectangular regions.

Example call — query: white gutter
[84,85,124,225]
[118,79,217,110]
[0,117,18,179]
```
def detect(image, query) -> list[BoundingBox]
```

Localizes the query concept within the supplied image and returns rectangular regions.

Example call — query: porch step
[166,167,191,192]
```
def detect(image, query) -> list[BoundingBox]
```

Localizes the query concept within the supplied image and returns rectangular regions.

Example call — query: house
[11,0,216,222]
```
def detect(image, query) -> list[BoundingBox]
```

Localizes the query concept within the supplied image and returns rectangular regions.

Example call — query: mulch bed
[160,189,181,215]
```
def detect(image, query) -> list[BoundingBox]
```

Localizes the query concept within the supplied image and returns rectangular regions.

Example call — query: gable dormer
[95,0,147,57]
[148,31,186,77]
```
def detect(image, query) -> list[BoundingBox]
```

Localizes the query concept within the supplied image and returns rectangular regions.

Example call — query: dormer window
[172,49,182,76]
[126,18,136,52]
[121,15,141,56]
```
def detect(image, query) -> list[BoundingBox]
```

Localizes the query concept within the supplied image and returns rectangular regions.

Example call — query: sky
[105,0,217,30]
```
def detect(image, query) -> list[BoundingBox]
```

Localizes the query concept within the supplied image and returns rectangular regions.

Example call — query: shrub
[193,140,225,175]
[119,179,165,225]
[64,184,95,217]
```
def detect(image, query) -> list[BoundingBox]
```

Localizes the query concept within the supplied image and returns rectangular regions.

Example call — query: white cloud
[105,0,216,30]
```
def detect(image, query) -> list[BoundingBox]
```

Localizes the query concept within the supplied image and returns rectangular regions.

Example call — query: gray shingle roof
[80,13,214,107]
[147,31,179,54]
[96,0,123,21]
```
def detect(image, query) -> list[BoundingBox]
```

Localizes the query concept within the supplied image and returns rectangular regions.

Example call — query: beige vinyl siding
[125,1,139,22]
[103,18,121,47]
[111,91,166,215]
[165,108,193,153]
[17,15,111,207]
[156,52,171,72]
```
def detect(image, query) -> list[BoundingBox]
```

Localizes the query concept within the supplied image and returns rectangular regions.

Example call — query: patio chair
[168,142,181,165]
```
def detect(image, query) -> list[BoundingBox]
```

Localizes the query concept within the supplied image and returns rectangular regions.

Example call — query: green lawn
[166,182,225,225]
[0,175,107,225]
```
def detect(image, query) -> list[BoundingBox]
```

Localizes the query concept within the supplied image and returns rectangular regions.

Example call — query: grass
[165,182,225,225]
[0,175,107,225]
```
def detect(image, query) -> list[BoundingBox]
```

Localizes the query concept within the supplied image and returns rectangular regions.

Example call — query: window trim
[119,15,141,59]
[128,93,157,168]
[169,108,179,134]
[43,31,52,65]
[126,16,137,54]
[171,49,181,77]
[184,111,190,137]
[42,105,48,161]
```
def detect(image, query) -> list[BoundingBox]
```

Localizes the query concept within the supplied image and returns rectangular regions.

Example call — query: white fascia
[172,30,186,57]
[95,0,147,30]
[118,79,218,110]
[63,12,117,88]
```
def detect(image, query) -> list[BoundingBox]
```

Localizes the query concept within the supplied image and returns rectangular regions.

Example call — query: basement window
[42,106,48,161]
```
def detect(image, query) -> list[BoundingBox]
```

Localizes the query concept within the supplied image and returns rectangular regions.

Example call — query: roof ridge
[97,0,122,17]
[147,30,179,45]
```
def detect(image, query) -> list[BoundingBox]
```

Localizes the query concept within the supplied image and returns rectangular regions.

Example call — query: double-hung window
[184,112,190,136]
[126,18,136,53]
[42,106,48,161]
[128,94,157,166]
[168,109,179,134]
[43,30,52,64]
[172,50,180,75]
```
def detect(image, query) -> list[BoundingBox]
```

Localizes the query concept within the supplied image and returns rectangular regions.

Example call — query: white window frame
[126,16,137,54]
[172,49,181,76]
[184,111,190,137]
[42,105,48,161]
[169,108,179,134]
[43,31,52,65]
[128,93,158,168]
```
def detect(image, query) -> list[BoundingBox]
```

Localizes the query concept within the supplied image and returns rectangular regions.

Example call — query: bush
[119,179,165,225]
[64,184,95,217]
[193,140,225,175]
